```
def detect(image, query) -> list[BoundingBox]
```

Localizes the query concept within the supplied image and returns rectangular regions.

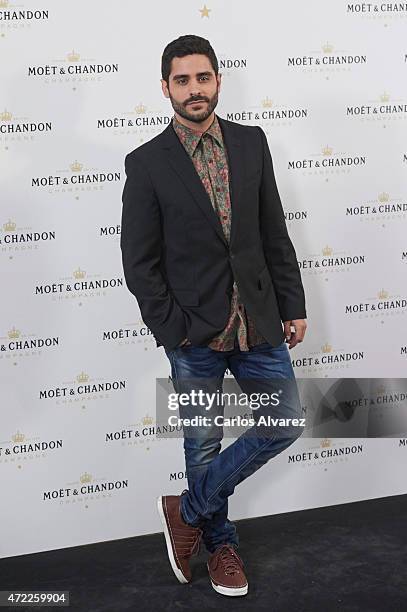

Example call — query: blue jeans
[164,339,304,553]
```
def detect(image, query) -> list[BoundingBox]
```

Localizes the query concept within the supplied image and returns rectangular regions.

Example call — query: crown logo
[378,289,388,300]
[321,342,332,353]
[378,192,389,202]
[376,385,386,395]
[3,219,16,232]
[262,96,273,108]
[8,326,20,339]
[67,49,80,62]
[322,245,332,256]
[142,414,153,426]
[0,108,12,122]
[322,41,334,54]
[135,102,146,114]
[321,438,331,448]
[73,267,86,279]
[76,371,89,383]
[70,160,83,173]
[12,430,25,444]
[322,145,333,156]
[380,91,390,103]
[80,472,92,483]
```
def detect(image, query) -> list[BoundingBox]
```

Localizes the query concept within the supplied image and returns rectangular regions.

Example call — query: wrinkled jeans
[164,339,304,553]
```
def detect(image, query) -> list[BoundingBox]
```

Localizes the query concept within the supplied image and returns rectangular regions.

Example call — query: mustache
[185,97,209,105]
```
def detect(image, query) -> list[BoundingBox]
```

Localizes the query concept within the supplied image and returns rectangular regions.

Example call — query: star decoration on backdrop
[199,4,211,18]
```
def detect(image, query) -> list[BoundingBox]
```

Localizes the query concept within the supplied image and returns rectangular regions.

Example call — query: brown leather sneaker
[207,544,248,596]
[157,494,202,584]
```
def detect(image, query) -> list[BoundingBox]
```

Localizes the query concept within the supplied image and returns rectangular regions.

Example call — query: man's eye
[199,75,209,81]
[177,79,187,85]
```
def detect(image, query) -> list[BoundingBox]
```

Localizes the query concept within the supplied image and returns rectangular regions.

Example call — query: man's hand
[283,319,307,349]
[177,337,191,348]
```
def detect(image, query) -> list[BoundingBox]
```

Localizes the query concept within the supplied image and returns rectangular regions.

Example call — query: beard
[169,86,219,124]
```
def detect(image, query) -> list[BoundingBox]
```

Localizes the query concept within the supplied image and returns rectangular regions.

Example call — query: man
[120,34,307,597]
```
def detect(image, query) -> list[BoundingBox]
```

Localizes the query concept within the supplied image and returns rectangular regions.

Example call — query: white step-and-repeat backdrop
[1,1,406,558]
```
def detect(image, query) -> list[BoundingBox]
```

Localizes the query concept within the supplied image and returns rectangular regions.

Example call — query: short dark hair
[161,34,219,83]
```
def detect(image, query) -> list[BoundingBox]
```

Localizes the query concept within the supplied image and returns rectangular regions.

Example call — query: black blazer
[120,115,306,352]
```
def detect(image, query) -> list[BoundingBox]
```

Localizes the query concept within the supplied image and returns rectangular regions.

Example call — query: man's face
[161,54,221,124]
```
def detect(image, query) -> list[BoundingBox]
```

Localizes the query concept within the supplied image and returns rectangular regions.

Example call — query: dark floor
[1,494,406,611]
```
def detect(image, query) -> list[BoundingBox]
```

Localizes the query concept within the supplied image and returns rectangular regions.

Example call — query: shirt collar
[172,113,224,155]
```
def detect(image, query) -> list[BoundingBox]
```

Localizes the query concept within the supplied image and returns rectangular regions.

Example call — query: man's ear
[216,72,222,92]
[161,78,170,99]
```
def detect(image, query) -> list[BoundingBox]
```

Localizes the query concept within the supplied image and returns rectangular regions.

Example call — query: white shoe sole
[208,563,248,596]
[157,496,189,584]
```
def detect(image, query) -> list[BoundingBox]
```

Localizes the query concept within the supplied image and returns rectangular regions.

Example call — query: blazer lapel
[161,122,228,248]
[217,116,244,250]
[161,117,245,250]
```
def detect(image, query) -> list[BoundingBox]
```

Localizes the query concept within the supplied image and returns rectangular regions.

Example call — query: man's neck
[174,111,215,134]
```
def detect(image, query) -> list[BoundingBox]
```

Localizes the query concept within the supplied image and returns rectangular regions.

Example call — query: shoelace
[177,526,203,559]
[218,545,242,574]
[177,490,202,558]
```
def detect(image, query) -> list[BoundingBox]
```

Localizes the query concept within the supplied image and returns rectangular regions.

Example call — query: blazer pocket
[171,288,199,306]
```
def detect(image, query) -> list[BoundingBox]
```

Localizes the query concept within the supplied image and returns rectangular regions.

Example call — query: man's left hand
[283,319,307,349]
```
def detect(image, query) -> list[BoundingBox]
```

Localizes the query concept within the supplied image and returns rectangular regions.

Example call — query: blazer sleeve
[120,152,187,349]
[257,126,307,321]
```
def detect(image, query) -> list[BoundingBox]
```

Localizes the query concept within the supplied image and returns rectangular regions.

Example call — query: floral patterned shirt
[172,113,267,351]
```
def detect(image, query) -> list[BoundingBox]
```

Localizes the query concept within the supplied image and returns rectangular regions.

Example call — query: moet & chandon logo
[102,317,155,348]
[288,41,367,72]
[226,96,308,125]
[292,343,365,374]
[288,438,364,466]
[0,327,59,357]
[27,49,119,84]
[1,219,56,253]
[35,267,124,301]
[39,371,126,404]
[347,3,407,19]
[31,160,121,193]
[345,289,407,318]
[43,472,129,503]
[298,245,366,274]
[289,145,366,175]
[97,102,171,136]
[105,413,180,451]
[347,92,407,121]
[0,430,62,461]
[0,108,52,142]
[345,191,407,222]
[0,1,49,35]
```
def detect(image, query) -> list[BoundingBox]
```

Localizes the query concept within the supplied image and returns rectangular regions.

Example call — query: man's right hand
[177,337,191,348]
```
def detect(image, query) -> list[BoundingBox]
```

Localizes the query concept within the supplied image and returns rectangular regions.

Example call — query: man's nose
[189,80,203,97]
